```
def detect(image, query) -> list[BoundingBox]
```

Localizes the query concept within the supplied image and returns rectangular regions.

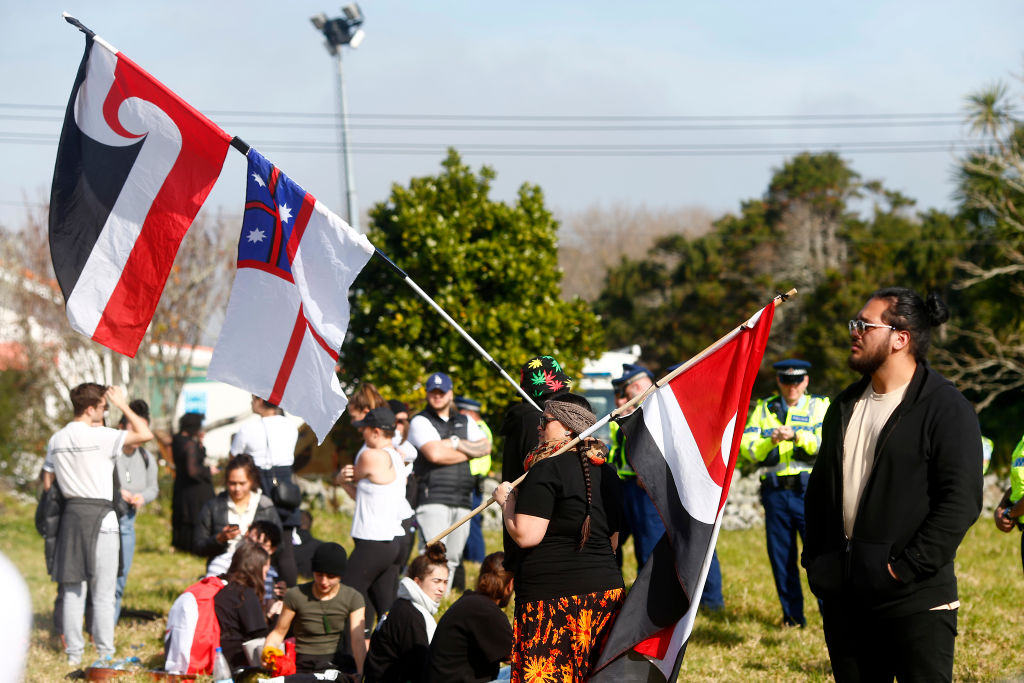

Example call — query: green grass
[4,487,1024,682]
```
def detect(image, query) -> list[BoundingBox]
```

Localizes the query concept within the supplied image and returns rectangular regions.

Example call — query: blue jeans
[114,508,136,624]
[700,550,724,610]
[621,476,665,566]
[761,486,806,624]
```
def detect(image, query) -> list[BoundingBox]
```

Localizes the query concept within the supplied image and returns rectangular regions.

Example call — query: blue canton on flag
[209,148,375,442]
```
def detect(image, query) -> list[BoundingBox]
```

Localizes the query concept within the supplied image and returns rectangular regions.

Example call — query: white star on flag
[279,204,293,224]
[246,228,266,243]
[251,172,265,188]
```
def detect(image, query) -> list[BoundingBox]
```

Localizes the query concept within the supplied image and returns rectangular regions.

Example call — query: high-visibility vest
[469,420,493,477]
[1010,434,1024,504]
[607,420,635,478]
[982,435,994,475]
[740,393,830,477]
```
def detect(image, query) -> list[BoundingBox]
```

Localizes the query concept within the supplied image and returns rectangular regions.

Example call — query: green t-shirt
[284,582,365,655]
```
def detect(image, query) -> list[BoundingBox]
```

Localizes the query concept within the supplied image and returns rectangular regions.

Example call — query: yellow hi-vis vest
[607,420,634,478]
[469,419,493,477]
[740,393,830,477]
[1010,433,1024,504]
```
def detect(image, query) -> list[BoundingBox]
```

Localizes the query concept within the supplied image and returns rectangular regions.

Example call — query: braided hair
[576,442,594,551]
[546,395,599,552]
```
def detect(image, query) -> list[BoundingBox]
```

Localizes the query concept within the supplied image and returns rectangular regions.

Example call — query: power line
[0,102,966,122]
[0,130,983,157]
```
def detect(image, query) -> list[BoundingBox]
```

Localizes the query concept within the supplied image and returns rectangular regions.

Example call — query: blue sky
[2,1,1022,232]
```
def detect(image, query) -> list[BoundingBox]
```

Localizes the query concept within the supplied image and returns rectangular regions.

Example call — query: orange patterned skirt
[510,588,625,683]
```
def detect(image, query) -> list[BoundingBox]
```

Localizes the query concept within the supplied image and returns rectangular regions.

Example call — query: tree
[339,150,604,423]
[557,203,713,301]
[594,153,865,377]
[930,81,1024,456]
[594,152,969,399]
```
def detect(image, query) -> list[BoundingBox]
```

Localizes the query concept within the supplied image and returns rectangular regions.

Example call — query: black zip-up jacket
[801,362,983,617]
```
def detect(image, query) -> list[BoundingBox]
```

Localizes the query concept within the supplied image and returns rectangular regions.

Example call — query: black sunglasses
[538,414,557,428]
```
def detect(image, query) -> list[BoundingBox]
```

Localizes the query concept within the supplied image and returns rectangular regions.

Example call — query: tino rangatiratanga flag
[207,148,374,442]
[590,302,775,682]
[49,31,230,356]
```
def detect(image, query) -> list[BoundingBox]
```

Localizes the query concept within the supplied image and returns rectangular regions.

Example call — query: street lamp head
[342,4,364,23]
[314,8,366,50]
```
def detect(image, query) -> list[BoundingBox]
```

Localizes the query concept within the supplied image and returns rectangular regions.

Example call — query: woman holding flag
[493,395,625,683]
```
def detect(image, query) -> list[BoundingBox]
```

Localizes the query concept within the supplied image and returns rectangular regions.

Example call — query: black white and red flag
[49,29,230,357]
[590,303,775,682]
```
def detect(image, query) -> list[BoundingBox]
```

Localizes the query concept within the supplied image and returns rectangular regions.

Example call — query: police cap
[617,363,654,388]
[454,396,482,412]
[773,358,811,384]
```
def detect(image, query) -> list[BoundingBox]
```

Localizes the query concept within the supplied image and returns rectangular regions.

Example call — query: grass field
[3,483,1024,682]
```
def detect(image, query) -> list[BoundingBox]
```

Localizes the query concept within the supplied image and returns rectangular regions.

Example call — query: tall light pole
[311,5,365,232]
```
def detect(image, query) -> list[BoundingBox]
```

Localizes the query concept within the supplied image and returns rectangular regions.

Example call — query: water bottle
[212,646,233,683]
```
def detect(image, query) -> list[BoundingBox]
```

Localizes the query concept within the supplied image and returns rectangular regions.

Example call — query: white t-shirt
[46,421,126,500]
[842,380,910,537]
[231,415,298,468]
[407,412,485,450]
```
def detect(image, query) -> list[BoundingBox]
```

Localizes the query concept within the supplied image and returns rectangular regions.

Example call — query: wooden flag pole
[426,288,798,546]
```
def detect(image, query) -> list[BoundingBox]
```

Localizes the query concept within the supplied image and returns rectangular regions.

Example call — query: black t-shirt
[214,582,268,669]
[428,591,513,683]
[513,454,624,602]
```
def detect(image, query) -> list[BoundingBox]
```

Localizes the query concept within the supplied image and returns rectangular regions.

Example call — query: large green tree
[595,152,968,399]
[339,150,604,423]
[933,84,1024,412]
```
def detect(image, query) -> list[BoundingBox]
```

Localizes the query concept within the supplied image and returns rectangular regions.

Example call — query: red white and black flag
[49,29,230,357]
[590,303,775,682]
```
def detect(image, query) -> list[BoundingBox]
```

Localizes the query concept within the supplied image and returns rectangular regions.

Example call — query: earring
[564,431,571,436]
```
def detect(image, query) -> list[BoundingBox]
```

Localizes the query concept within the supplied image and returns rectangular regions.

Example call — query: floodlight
[342,3,363,23]
[310,12,328,30]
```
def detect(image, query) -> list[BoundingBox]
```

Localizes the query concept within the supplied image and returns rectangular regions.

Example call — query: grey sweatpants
[62,511,119,663]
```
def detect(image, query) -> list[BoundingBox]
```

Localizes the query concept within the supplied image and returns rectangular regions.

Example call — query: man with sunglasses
[802,288,982,682]
[741,358,830,628]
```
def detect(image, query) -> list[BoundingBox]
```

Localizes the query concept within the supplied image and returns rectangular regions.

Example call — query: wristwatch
[449,435,460,450]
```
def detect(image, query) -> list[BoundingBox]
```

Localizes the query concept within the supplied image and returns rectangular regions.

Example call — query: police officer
[455,396,491,567]
[740,359,829,627]
[608,364,665,568]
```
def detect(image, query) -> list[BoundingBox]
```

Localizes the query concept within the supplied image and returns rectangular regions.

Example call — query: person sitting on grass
[363,543,449,683]
[214,540,274,670]
[264,542,367,676]
[428,550,515,683]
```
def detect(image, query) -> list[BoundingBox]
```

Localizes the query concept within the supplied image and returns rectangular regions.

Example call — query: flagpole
[62,13,118,53]
[426,288,797,546]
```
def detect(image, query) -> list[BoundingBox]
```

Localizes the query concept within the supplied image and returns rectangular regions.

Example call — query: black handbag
[270,474,302,510]
[262,419,302,510]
